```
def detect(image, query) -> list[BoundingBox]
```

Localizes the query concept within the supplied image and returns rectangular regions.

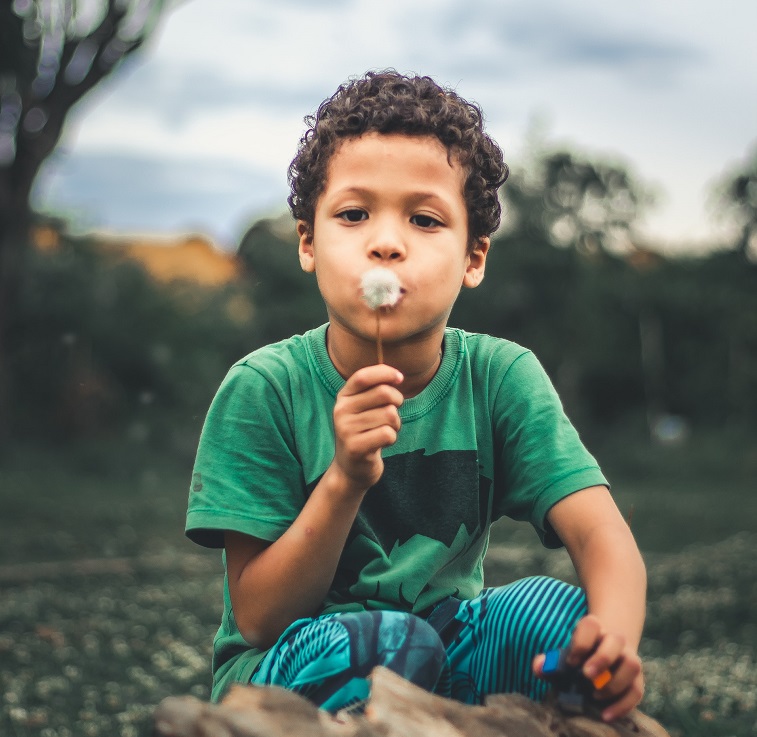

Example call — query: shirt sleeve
[185,362,307,548]
[492,350,608,548]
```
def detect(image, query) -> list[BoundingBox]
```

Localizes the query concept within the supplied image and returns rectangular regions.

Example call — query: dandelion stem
[376,310,383,364]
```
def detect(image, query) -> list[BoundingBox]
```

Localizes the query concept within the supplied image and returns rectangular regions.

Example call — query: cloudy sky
[32,0,757,254]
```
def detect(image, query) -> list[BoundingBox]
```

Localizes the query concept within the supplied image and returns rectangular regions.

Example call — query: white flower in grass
[360,267,402,309]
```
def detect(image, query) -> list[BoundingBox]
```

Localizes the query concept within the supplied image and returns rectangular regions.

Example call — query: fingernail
[584,665,597,679]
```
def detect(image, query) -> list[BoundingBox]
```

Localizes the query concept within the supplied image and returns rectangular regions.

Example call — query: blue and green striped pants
[249,576,587,712]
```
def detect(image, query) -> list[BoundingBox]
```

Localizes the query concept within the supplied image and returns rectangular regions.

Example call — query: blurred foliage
[237,215,326,345]
[7,231,254,454]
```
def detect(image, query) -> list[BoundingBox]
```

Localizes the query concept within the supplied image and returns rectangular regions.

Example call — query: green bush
[8,236,256,450]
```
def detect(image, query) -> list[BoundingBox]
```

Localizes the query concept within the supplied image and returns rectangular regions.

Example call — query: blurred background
[1,2,756,736]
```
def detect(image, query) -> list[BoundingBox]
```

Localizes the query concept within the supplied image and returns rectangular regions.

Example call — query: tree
[715,143,757,258]
[0,0,164,444]
[540,151,650,256]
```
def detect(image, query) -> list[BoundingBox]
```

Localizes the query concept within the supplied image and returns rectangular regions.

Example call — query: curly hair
[288,70,509,246]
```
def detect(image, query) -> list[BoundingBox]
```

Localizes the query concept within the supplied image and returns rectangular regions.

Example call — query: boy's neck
[326,324,445,399]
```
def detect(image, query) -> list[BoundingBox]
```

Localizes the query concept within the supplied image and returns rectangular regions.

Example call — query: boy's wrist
[320,461,372,501]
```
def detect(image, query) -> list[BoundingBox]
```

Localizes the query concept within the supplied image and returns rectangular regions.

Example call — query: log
[367,667,669,737]
[152,665,670,737]
[152,686,377,737]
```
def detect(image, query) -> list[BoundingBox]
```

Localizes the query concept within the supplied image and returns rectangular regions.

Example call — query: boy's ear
[462,236,490,289]
[297,221,315,273]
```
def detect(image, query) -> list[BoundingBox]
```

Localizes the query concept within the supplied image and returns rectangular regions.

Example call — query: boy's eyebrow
[328,186,375,200]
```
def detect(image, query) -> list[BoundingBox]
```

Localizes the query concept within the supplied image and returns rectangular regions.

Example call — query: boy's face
[298,132,488,352]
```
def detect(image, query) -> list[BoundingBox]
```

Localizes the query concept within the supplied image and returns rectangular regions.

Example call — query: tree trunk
[0,203,30,448]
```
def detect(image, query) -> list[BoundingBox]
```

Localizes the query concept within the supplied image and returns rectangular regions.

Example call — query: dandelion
[360,267,402,363]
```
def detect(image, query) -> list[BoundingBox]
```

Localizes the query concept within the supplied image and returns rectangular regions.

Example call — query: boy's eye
[338,209,367,223]
[411,214,442,229]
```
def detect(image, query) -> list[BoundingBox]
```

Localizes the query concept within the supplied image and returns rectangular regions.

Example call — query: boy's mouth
[373,292,406,314]
[360,267,404,309]
[382,287,407,306]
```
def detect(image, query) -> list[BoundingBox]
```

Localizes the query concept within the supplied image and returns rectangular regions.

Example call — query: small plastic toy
[542,648,612,715]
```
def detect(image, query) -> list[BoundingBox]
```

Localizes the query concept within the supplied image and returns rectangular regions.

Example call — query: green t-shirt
[185,324,607,700]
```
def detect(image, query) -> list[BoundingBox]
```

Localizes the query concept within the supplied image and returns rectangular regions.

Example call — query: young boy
[186,70,646,721]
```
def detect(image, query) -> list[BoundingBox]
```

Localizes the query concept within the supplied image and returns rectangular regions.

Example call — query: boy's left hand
[533,614,644,722]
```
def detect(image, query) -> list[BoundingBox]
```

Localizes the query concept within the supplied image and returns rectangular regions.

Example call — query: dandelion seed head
[360,267,402,309]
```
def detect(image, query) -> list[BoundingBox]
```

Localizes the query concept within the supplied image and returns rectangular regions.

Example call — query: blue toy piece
[542,648,611,715]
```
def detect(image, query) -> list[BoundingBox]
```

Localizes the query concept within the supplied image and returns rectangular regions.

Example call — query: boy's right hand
[331,364,404,494]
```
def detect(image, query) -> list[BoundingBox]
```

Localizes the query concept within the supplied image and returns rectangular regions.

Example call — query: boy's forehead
[324,132,465,190]
[332,131,453,160]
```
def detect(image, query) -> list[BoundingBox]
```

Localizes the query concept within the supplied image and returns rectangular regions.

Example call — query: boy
[186,71,646,721]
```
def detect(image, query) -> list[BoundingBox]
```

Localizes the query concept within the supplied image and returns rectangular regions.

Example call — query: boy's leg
[438,576,587,704]
[250,609,447,712]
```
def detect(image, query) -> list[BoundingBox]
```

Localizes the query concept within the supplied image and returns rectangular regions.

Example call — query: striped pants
[249,576,587,712]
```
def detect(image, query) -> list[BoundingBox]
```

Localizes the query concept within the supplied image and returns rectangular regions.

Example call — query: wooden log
[367,667,670,737]
[366,667,669,737]
[152,665,671,737]
[151,689,375,737]
[366,665,524,737]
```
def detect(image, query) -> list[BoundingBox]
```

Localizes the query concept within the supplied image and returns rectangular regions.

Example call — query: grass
[1,433,756,737]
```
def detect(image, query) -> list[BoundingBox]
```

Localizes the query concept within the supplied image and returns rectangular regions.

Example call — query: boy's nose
[369,226,406,261]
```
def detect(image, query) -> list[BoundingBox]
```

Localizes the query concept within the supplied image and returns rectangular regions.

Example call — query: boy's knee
[279,610,447,693]
[378,610,442,644]
[343,610,446,686]
[486,576,587,640]
[377,611,446,687]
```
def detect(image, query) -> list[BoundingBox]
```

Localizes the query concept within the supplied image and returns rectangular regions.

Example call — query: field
[1,436,756,737]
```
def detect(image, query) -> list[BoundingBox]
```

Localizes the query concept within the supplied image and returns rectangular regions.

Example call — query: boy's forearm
[548,487,646,648]
[570,522,647,648]
[229,464,368,649]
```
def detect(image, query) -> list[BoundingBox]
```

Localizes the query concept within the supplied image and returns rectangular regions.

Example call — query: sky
[31,0,757,254]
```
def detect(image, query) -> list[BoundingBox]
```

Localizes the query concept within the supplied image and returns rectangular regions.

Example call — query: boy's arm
[538,485,647,721]
[225,364,404,650]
